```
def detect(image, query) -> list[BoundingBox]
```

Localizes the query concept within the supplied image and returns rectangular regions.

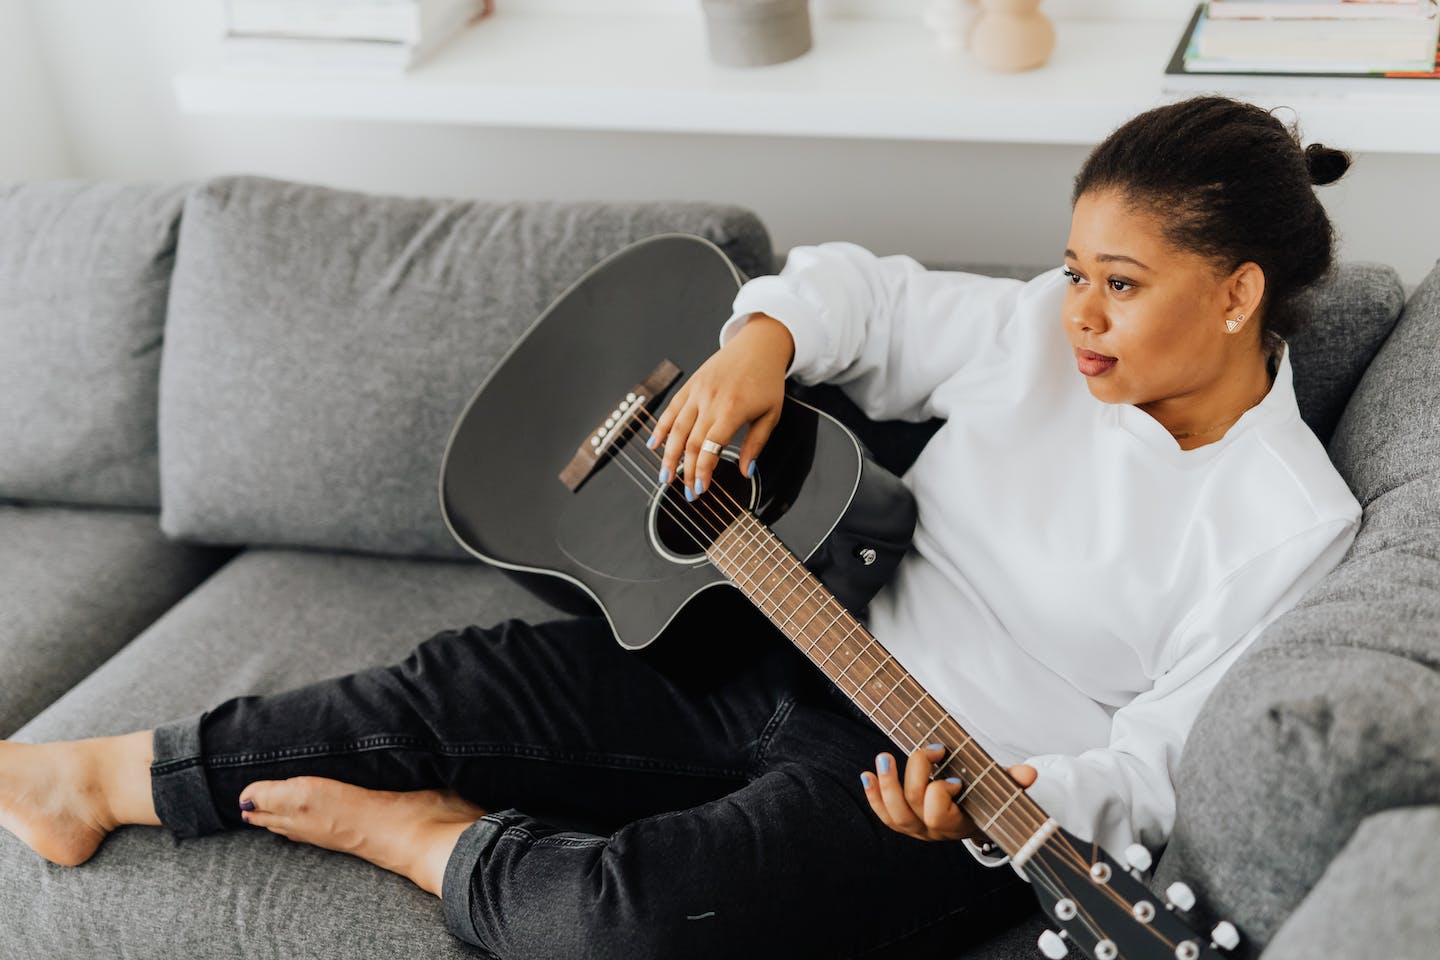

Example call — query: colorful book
[1162,3,1440,93]
[1208,0,1435,20]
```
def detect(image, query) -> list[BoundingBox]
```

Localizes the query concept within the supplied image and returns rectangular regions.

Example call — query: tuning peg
[1037,928,1069,958]
[1211,920,1240,951]
[1165,881,1197,912]
[1123,842,1153,872]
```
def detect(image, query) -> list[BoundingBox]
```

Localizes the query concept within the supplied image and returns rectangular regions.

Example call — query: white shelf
[173,12,1440,153]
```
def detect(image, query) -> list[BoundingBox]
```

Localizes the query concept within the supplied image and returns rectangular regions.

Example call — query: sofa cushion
[158,175,773,560]
[0,503,237,736]
[1259,805,1440,960]
[0,180,190,508]
[1150,256,1440,955]
[1289,261,1407,447]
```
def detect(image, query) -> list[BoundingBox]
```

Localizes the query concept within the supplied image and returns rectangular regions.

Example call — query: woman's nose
[1066,291,1108,334]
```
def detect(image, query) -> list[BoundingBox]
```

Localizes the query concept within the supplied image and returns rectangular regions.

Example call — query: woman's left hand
[860,744,1038,843]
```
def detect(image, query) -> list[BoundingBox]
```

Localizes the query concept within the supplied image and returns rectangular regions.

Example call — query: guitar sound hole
[651,448,758,562]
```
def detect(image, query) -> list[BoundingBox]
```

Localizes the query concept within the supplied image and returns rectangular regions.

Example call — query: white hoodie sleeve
[717,241,1027,423]
[970,514,1359,874]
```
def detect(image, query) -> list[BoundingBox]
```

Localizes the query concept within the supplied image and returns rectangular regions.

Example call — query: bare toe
[231,776,485,895]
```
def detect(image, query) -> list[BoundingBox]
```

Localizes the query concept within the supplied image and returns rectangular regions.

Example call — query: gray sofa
[1,174,1435,960]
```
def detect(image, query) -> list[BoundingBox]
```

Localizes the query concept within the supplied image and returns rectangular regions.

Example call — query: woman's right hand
[646,313,795,498]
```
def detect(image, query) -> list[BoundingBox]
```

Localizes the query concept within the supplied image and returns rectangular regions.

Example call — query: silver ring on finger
[700,439,723,456]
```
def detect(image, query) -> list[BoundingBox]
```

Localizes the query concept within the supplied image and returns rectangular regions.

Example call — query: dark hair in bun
[1072,95,1352,341]
[1305,141,1352,186]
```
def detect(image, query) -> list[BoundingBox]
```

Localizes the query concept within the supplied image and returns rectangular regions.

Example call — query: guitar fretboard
[706,513,1049,859]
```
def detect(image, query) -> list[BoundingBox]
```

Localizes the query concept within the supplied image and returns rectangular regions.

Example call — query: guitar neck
[707,514,1050,861]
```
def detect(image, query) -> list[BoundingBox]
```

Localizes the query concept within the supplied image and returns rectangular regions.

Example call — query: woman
[0,96,1360,958]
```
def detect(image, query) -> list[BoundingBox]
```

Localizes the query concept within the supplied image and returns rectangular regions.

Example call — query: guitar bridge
[558,358,682,492]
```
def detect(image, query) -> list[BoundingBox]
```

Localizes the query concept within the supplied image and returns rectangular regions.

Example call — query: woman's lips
[1076,347,1117,376]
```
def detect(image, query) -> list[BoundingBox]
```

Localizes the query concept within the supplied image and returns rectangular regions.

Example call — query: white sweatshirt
[717,242,1361,873]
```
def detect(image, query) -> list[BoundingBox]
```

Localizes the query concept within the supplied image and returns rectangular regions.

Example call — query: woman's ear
[1224,261,1266,325]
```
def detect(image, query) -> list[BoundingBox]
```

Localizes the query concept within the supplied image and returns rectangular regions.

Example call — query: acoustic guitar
[438,233,1242,960]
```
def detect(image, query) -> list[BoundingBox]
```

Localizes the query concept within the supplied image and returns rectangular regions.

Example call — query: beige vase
[970,0,1055,72]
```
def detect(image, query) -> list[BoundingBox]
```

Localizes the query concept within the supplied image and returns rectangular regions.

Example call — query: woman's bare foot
[0,740,119,867]
[239,777,488,897]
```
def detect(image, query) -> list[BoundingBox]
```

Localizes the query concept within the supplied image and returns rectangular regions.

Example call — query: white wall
[0,0,75,180]
[21,0,1439,291]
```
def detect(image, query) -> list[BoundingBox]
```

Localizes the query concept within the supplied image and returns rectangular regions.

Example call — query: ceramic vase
[923,0,980,53]
[970,0,1055,72]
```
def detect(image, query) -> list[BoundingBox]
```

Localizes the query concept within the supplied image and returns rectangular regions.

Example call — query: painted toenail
[240,799,256,812]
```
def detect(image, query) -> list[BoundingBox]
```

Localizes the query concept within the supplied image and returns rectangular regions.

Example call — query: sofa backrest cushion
[1150,256,1440,953]
[1289,261,1407,447]
[0,180,190,508]
[158,174,772,559]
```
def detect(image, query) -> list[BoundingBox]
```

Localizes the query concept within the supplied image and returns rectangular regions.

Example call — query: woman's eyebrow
[1063,249,1152,271]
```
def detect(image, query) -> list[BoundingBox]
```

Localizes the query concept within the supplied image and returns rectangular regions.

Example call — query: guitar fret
[876,671,917,735]
[791,581,828,638]
[980,783,1020,830]
[824,621,865,691]
[888,690,926,739]
[748,528,802,616]
[737,526,783,608]
[811,608,848,667]
[960,765,990,803]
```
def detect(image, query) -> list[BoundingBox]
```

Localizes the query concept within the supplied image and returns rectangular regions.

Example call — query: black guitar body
[439,233,918,653]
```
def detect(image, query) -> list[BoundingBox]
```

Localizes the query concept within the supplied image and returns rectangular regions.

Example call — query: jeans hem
[150,710,226,839]
[441,811,520,952]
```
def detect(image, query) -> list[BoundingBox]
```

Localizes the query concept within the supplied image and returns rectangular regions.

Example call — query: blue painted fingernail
[646,433,658,448]
[659,466,670,484]
[945,777,962,785]
[694,478,705,496]
[927,743,944,751]
[877,755,891,774]
[747,460,757,477]
[860,773,872,788]
[684,485,695,502]
[239,799,255,812]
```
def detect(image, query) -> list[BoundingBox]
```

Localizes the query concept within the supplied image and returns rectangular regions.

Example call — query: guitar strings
[582,402,1162,932]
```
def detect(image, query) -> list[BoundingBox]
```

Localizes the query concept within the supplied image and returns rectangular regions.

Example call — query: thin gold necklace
[1168,371,1275,440]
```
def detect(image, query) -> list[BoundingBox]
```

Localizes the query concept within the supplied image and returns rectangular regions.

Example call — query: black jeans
[148,613,1035,960]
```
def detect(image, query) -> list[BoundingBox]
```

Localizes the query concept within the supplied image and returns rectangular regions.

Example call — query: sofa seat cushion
[0,181,191,508]
[0,503,235,736]
[159,175,774,560]
[1151,256,1440,955]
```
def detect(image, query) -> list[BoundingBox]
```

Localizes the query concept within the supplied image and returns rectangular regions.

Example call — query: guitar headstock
[1022,827,1242,960]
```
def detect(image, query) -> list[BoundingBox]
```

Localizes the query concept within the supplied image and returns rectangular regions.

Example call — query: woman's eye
[1062,267,1132,293]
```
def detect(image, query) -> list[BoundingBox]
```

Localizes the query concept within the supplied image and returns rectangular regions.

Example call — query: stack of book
[1164,0,1440,93]
[220,0,493,73]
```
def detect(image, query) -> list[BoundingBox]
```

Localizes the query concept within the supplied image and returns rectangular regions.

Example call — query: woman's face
[1061,189,1265,413]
